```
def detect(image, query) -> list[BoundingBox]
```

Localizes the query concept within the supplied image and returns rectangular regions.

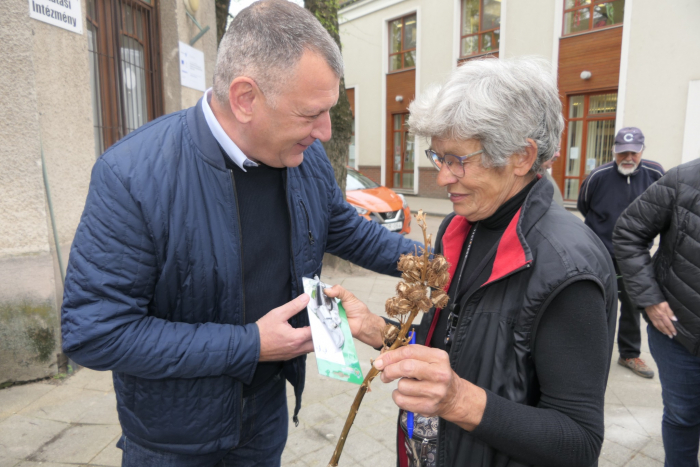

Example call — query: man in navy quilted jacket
[577,127,664,379]
[60,1,418,465]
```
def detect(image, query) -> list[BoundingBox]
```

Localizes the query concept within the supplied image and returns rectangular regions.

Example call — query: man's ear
[228,77,258,124]
[514,138,538,176]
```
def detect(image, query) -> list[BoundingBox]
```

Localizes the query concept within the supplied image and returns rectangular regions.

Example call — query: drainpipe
[40,139,74,374]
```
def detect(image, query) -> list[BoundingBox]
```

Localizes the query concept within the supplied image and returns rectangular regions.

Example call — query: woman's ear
[513,139,538,176]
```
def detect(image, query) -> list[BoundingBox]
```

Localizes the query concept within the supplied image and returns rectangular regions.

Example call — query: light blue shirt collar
[201,88,258,172]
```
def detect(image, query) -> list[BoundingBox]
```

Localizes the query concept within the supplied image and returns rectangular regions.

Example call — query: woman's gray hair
[409,58,564,174]
[213,0,343,107]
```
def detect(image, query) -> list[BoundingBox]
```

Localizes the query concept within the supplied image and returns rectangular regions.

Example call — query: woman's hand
[645,301,677,338]
[323,285,385,349]
[373,345,487,431]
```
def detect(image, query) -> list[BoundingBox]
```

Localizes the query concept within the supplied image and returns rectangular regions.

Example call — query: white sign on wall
[29,0,83,35]
[179,42,206,92]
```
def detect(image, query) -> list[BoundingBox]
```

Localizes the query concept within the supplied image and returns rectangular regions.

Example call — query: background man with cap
[578,127,665,378]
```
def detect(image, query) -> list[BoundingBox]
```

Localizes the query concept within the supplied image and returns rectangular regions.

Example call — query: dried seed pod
[429,255,449,274]
[396,281,409,297]
[431,289,450,309]
[385,296,413,317]
[397,254,419,273]
[401,269,422,283]
[383,324,399,345]
[405,283,428,303]
[427,270,451,290]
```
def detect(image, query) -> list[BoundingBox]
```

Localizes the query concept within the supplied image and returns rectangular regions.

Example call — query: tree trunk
[305,0,352,196]
[215,0,232,46]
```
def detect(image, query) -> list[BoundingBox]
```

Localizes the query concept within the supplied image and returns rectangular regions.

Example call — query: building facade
[0,0,216,384]
[339,0,700,200]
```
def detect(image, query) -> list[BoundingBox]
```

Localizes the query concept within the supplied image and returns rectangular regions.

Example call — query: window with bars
[563,0,625,36]
[87,0,163,157]
[388,14,417,73]
[563,92,617,200]
[460,0,500,58]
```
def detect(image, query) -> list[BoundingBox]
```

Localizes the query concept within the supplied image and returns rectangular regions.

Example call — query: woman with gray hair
[328,58,617,466]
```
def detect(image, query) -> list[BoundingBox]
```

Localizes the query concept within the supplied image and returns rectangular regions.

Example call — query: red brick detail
[357,166,382,185]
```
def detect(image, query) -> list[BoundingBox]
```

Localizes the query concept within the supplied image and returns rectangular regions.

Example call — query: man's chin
[618,165,637,176]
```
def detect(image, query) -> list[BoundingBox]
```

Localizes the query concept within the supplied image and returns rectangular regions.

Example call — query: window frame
[388,14,417,74]
[560,91,618,200]
[562,0,624,37]
[459,0,500,59]
[87,0,163,156]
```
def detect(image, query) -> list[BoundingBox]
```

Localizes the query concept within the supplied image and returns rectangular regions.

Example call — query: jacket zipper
[285,172,305,427]
[448,262,532,361]
[299,199,315,245]
[229,169,246,437]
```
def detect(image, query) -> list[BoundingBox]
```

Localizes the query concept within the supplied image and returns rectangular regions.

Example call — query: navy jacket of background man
[61,100,419,455]
[577,159,664,258]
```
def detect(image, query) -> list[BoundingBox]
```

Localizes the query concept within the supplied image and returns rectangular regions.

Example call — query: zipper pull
[627,176,630,185]
[308,232,315,245]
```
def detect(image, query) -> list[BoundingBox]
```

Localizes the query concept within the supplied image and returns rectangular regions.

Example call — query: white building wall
[340,0,454,174]
[501,0,557,63]
[619,0,700,170]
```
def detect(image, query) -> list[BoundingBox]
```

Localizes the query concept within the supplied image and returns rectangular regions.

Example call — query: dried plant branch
[328,210,449,466]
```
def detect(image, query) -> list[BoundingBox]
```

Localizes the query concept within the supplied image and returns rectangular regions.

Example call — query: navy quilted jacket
[61,101,419,455]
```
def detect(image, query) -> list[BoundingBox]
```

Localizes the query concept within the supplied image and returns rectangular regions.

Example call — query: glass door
[390,113,415,190]
[563,92,617,200]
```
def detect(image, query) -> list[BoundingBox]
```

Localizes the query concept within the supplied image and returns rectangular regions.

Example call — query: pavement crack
[25,422,83,462]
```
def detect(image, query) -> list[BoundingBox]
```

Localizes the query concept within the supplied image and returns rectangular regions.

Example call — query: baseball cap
[613,127,645,153]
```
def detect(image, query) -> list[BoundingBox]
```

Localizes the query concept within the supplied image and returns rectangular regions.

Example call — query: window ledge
[561,24,623,40]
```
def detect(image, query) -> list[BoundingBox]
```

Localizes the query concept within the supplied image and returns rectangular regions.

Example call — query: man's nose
[436,163,457,187]
[311,111,332,142]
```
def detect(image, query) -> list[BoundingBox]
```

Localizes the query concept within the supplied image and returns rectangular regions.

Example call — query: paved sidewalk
[0,211,684,467]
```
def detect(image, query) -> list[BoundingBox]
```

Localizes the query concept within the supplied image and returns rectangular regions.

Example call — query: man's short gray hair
[213,0,344,107]
[409,58,564,174]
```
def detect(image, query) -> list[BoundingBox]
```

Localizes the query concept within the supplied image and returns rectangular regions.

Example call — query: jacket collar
[440,176,553,290]
[186,98,227,171]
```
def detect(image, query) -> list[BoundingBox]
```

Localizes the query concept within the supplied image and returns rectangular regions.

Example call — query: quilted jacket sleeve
[61,159,259,383]
[322,168,421,277]
[612,170,676,309]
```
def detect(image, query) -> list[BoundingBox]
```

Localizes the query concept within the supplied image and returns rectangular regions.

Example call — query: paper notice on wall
[586,158,597,171]
[29,0,83,35]
[179,42,206,92]
[569,147,580,160]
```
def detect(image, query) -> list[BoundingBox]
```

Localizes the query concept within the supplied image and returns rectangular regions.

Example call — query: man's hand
[323,285,385,348]
[373,345,486,432]
[257,294,314,361]
[645,301,677,338]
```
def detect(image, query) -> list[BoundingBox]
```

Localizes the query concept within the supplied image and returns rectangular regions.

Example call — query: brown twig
[328,211,437,466]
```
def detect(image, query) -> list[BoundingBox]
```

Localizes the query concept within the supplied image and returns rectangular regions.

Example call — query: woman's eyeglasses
[424,149,484,178]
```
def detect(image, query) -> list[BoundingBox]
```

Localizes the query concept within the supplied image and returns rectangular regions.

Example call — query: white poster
[569,147,580,160]
[29,0,83,35]
[179,42,206,92]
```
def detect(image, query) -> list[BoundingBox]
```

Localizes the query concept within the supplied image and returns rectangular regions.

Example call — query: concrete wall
[0,0,218,385]
[501,0,557,63]
[161,0,217,114]
[619,0,700,170]
[0,0,95,384]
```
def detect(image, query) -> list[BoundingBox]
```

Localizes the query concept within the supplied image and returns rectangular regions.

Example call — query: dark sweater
[577,160,664,258]
[432,178,608,466]
[226,157,290,395]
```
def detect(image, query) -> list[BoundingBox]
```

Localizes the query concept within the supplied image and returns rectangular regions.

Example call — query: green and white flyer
[303,276,363,385]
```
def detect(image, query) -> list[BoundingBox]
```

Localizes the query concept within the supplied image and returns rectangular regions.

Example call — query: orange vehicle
[345,167,411,235]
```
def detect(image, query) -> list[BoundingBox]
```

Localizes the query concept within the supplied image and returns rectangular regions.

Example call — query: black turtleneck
[429,177,608,466]
[431,177,537,351]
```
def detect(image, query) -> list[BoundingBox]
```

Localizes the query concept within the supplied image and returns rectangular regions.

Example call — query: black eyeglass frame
[424,149,484,178]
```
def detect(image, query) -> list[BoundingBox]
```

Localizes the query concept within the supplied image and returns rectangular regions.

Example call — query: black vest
[416,178,617,467]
